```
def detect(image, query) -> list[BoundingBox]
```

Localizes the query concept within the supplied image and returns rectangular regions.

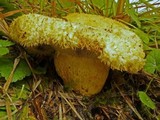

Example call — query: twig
[0,9,24,19]
[23,51,37,80]
[59,103,63,120]
[114,83,144,120]
[3,57,20,93]
[0,109,18,120]
[58,91,83,120]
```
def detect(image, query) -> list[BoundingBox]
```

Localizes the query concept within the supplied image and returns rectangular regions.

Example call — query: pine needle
[3,58,20,93]
[58,91,83,120]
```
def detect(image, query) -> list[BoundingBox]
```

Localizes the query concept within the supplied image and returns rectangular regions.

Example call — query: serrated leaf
[138,91,156,110]
[144,49,160,74]
[0,40,14,47]
[0,58,31,82]
[0,47,9,56]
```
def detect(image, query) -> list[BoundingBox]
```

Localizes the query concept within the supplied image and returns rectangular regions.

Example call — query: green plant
[138,91,156,110]
[0,0,160,119]
[0,39,31,83]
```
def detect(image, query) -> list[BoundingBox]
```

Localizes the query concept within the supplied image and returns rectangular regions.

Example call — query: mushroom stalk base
[54,50,110,96]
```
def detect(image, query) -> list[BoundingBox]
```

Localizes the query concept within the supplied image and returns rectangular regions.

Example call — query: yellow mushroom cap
[9,13,145,73]
[65,13,130,30]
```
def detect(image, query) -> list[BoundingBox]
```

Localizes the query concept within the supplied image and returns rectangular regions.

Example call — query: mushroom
[8,13,145,96]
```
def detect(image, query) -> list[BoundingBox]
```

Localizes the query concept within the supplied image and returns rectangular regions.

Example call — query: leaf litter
[0,0,160,120]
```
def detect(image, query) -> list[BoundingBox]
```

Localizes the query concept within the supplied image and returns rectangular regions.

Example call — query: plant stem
[106,0,109,16]
[116,0,126,15]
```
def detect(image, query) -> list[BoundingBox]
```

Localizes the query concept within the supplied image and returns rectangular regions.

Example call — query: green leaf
[0,110,7,118]
[0,40,14,47]
[144,49,160,74]
[91,0,106,9]
[138,91,156,110]
[0,40,14,56]
[126,1,141,27]
[56,0,75,14]
[0,58,31,82]
[133,28,149,44]
[13,84,30,99]
[0,0,21,18]
[0,47,9,56]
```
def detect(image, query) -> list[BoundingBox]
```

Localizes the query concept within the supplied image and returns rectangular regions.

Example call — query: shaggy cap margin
[9,13,145,73]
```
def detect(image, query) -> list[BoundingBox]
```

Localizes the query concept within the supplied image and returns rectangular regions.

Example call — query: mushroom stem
[8,13,145,96]
[54,49,110,96]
